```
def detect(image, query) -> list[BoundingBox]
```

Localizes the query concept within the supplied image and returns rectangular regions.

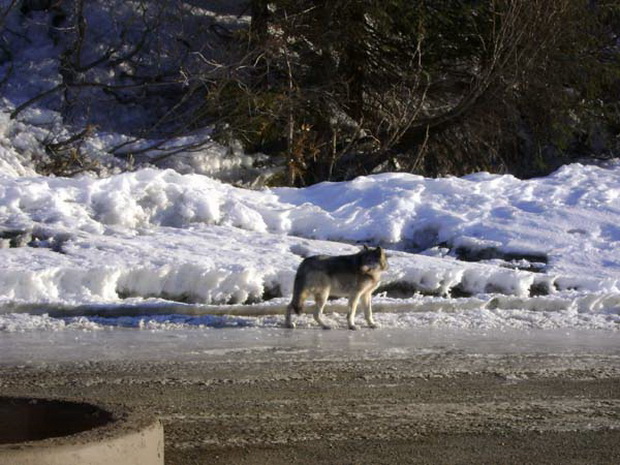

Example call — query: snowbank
[2,162,620,318]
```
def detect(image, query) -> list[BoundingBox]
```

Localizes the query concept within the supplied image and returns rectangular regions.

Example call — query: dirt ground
[1,337,619,465]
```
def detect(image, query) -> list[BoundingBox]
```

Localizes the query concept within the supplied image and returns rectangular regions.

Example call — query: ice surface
[1,325,618,365]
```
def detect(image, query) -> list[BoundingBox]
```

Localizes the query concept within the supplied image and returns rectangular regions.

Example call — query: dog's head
[359,245,389,273]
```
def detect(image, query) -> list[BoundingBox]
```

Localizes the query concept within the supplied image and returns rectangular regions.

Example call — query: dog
[285,246,388,330]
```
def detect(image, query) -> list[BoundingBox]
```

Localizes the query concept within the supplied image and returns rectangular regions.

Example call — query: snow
[2,161,620,333]
[0,1,619,336]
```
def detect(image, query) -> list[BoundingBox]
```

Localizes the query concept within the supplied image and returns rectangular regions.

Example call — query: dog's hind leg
[313,290,331,330]
[286,289,309,329]
[284,304,296,329]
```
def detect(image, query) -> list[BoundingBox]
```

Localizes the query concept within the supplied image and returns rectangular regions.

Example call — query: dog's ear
[377,246,388,270]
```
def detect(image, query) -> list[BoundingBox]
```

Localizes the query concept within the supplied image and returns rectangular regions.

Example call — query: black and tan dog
[285,246,388,330]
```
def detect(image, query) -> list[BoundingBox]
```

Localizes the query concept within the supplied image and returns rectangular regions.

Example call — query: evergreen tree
[204,0,620,185]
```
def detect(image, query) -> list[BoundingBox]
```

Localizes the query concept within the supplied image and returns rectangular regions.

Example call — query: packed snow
[2,155,620,332]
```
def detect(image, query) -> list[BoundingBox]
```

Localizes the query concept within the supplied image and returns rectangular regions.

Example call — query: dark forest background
[5,0,620,185]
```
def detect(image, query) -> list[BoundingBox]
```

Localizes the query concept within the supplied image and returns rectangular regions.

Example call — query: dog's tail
[288,301,303,315]
[289,270,305,315]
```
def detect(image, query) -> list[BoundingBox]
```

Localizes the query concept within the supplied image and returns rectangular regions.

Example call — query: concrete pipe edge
[0,396,164,465]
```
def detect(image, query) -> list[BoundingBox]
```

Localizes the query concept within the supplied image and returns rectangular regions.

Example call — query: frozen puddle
[1,324,619,365]
[2,294,619,366]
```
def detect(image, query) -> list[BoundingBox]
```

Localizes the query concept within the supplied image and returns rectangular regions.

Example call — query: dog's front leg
[362,292,378,329]
[347,294,362,330]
